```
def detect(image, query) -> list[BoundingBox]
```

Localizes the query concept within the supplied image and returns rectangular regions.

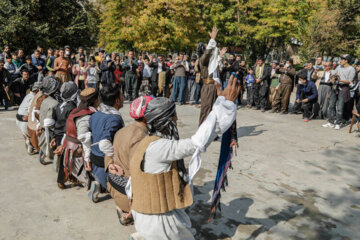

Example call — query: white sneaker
[334,124,341,130]
[322,123,334,128]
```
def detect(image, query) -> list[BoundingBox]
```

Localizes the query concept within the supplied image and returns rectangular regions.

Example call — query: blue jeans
[195,81,202,104]
[88,83,97,89]
[91,163,108,190]
[172,76,187,103]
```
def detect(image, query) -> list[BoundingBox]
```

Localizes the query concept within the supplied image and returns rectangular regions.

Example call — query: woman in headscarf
[127,76,240,240]
[36,76,60,164]
[60,88,100,188]
[51,81,78,189]
[107,96,153,226]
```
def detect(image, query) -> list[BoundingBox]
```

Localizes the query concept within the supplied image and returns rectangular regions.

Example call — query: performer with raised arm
[198,26,228,125]
[127,75,240,240]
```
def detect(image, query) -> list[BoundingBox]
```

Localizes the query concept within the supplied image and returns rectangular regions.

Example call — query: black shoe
[270,109,278,113]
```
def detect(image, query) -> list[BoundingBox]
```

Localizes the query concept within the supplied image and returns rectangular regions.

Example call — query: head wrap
[145,97,176,135]
[74,87,99,113]
[42,76,59,96]
[31,81,42,92]
[144,97,188,201]
[59,81,78,113]
[196,42,206,58]
[130,96,154,119]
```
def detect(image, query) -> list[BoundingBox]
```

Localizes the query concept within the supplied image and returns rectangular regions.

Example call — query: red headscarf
[130,96,154,119]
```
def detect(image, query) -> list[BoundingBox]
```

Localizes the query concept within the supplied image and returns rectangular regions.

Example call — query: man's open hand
[216,75,240,102]
[209,26,218,40]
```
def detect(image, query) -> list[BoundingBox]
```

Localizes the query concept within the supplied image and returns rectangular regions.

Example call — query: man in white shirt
[313,62,333,118]
[127,76,240,240]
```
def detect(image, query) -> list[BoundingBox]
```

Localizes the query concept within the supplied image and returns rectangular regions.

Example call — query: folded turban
[130,96,154,119]
[144,97,176,133]
[31,81,42,91]
[42,76,59,96]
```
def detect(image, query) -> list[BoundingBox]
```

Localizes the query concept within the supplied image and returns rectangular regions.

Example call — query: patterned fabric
[209,121,238,222]
[108,173,128,195]
[130,96,154,119]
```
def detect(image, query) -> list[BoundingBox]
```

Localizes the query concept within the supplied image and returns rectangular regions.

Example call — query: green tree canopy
[0,0,99,54]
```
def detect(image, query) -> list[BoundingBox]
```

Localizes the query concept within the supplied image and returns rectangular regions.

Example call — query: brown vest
[130,136,193,214]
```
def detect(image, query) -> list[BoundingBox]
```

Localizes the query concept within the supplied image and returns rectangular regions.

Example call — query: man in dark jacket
[122,51,138,101]
[0,57,11,110]
[20,55,39,85]
[291,71,318,122]
[148,55,167,97]
[252,57,271,111]
[100,53,116,86]
[11,69,31,105]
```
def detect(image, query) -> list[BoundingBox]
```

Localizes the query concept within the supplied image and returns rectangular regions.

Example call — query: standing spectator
[19,56,38,85]
[46,48,56,75]
[245,68,255,108]
[73,58,88,90]
[252,57,271,112]
[113,63,123,85]
[18,49,25,63]
[11,69,31,105]
[95,50,105,66]
[86,56,100,89]
[291,71,318,122]
[171,53,189,105]
[1,45,11,59]
[54,49,60,58]
[53,48,72,84]
[300,60,316,83]
[312,62,334,119]
[31,45,46,60]
[0,58,11,110]
[194,56,202,107]
[267,60,280,109]
[323,54,356,130]
[187,58,197,105]
[271,58,296,114]
[4,54,20,81]
[315,57,324,71]
[148,54,167,97]
[64,45,71,58]
[100,54,116,87]
[12,51,23,68]
[111,52,117,62]
[223,54,239,88]
[122,51,138,101]
[32,50,46,81]
[75,47,86,62]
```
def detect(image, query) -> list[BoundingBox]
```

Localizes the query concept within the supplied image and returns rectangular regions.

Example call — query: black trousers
[55,135,65,184]
[253,81,269,109]
[0,87,9,109]
[293,100,315,118]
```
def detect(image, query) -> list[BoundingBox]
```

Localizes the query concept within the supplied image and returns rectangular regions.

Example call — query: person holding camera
[322,54,356,130]
[170,53,189,105]
[271,58,296,114]
[252,57,271,112]
[291,71,318,122]
[312,62,334,119]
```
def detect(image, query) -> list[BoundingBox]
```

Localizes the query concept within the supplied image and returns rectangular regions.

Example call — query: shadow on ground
[188,181,302,240]
[237,124,266,138]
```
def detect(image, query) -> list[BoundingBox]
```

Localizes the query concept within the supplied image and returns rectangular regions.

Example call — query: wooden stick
[349,113,356,133]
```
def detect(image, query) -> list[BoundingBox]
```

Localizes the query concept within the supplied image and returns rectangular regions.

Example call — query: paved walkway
[1,102,359,240]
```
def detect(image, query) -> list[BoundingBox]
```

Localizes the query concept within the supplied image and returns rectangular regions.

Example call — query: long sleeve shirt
[127,96,236,240]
